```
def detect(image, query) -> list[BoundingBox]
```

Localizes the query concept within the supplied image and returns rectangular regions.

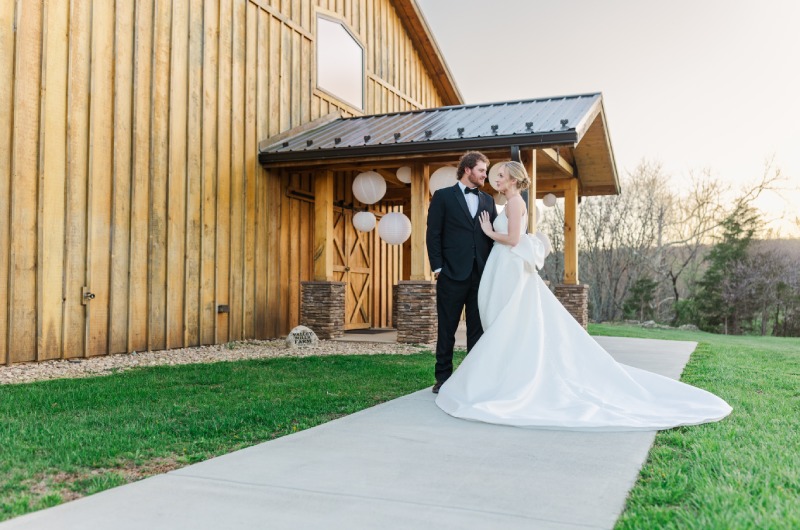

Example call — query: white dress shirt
[457,181,479,218]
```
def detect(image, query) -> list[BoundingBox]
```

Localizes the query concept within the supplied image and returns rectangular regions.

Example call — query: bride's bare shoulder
[506,195,526,215]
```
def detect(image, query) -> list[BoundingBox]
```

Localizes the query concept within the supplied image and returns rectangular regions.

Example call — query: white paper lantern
[429,166,458,195]
[396,166,412,184]
[378,212,412,245]
[352,211,376,232]
[488,160,510,190]
[543,193,557,207]
[352,171,386,204]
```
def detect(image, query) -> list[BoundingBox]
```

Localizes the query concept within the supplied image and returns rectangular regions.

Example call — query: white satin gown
[435,210,732,431]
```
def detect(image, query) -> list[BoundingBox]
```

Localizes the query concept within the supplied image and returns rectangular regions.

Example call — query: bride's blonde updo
[502,161,530,190]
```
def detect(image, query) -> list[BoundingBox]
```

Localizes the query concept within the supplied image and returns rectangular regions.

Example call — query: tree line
[538,161,800,336]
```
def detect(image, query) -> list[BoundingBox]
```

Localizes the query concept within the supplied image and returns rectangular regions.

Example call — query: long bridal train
[435,210,732,432]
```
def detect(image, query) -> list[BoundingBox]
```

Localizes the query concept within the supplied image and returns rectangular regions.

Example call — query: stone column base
[555,283,589,329]
[300,281,345,339]
[395,281,437,344]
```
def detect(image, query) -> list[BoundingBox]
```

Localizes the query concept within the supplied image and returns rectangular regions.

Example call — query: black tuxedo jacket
[426,184,498,281]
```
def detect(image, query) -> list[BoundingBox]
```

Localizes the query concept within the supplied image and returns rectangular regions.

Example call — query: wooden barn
[0,0,618,365]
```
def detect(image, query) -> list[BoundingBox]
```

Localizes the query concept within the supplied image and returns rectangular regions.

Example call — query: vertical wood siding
[0,1,14,364]
[1,0,445,363]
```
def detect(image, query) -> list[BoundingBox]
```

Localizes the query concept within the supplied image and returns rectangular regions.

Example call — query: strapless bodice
[493,210,526,236]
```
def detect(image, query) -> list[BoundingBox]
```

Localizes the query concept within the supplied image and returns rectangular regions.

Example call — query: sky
[416,0,800,238]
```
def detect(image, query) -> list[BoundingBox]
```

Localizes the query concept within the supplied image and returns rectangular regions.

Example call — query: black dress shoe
[432,382,443,394]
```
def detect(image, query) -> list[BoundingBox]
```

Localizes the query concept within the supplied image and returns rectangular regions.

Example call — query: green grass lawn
[1,326,799,527]
[591,324,800,530]
[0,352,452,522]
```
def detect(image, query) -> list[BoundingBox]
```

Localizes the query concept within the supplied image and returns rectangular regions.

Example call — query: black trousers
[435,266,484,383]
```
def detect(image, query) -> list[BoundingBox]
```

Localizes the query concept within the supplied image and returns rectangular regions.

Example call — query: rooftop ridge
[341,92,603,121]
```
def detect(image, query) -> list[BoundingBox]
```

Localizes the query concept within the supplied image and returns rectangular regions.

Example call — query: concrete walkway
[2,335,698,530]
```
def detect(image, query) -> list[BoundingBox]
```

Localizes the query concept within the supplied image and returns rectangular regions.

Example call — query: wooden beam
[375,168,405,186]
[536,177,577,195]
[540,148,574,177]
[262,148,580,180]
[313,170,334,281]
[382,187,410,201]
[401,199,411,281]
[409,163,431,281]
[261,148,522,170]
[563,178,579,285]
[522,149,537,234]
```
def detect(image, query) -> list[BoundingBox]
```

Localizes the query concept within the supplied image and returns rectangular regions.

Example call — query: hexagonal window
[316,16,364,110]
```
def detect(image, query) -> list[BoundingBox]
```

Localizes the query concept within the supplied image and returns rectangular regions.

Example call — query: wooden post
[409,162,431,281]
[401,198,411,281]
[563,178,579,285]
[313,169,334,281]
[522,149,537,234]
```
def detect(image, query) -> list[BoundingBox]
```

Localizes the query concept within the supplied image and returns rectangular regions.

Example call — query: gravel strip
[0,340,432,386]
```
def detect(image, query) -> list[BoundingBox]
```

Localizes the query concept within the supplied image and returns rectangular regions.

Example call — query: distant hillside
[752,239,800,261]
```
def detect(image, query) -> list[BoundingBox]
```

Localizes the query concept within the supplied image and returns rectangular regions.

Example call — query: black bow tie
[464,187,479,195]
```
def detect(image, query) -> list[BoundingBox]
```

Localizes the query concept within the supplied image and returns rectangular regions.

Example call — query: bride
[435,161,732,431]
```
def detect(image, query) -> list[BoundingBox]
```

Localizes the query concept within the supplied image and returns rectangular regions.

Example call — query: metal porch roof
[259,93,605,165]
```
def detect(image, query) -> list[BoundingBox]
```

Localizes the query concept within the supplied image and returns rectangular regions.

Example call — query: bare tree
[773,259,800,336]
[659,170,729,319]
[537,158,789,326]
[745,244,795,335]
[578,161,671,321]
[539,161,669,321]
[539,203,564,289]
[655,159,784,323]
[746,240,800,336]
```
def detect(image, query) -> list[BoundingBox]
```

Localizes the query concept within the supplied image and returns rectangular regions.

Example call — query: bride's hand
[479,211,493,236]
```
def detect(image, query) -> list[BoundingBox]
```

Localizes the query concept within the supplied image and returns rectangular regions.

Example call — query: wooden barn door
[333,209,372,329]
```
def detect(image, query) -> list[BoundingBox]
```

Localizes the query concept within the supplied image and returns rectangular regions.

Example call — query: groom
[426,151,497,393]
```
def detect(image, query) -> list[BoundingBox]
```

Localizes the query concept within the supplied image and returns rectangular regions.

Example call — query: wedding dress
[435,209,732,431]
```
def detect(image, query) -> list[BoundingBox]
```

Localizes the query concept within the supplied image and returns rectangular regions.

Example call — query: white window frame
[315,14,365,110]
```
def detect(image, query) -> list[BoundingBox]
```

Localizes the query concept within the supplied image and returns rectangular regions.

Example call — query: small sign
[286,325,319,348]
